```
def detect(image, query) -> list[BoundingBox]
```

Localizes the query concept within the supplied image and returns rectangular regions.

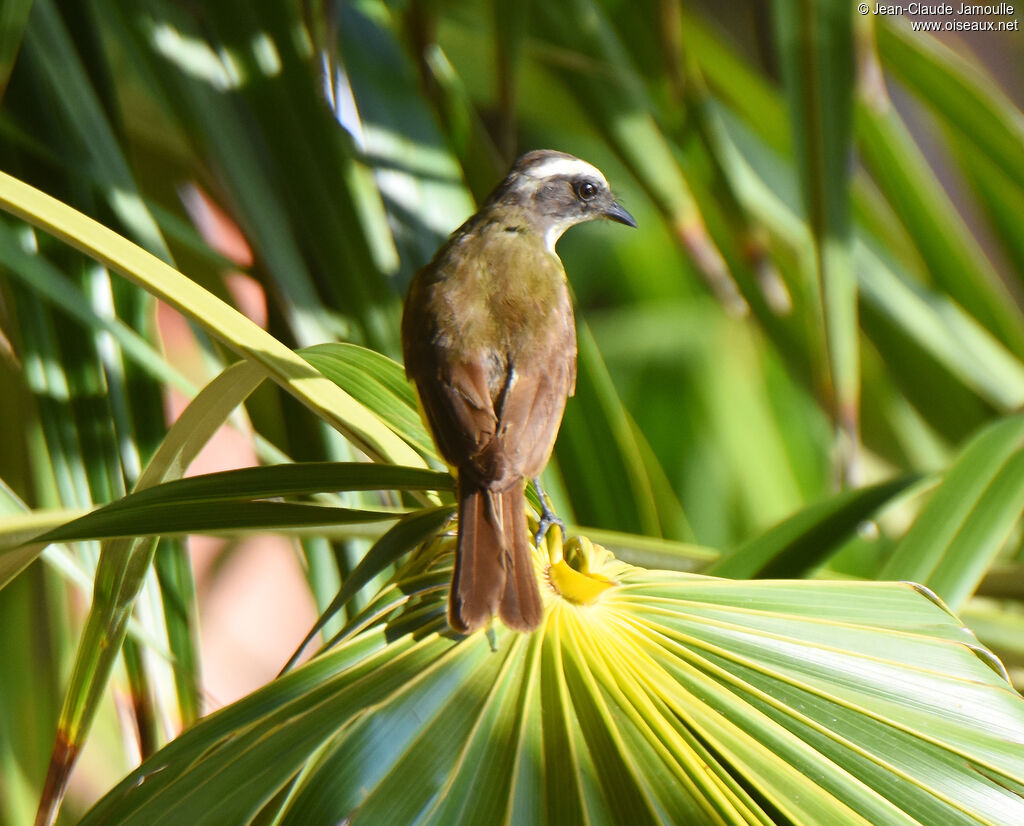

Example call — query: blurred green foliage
[1,0,1024,823]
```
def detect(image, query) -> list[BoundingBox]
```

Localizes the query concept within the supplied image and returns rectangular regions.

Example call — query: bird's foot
[532,476,564,546]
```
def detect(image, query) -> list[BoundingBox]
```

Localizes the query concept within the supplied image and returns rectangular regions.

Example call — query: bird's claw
[535,510,564,546]
[532,476,563,546]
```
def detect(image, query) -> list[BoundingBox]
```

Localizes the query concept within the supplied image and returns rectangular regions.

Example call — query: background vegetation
[1,0,1024,823]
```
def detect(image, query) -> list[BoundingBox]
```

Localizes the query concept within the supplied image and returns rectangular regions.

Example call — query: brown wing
[402,227,577,489]
[488,320,576,480]
[408,313,575,489]
[415,356,505,481]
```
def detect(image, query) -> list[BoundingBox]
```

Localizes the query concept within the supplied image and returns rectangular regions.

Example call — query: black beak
[603,199,637,228]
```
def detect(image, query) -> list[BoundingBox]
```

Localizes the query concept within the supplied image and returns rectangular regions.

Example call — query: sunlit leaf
[0,170,422,468]
[81,537,1024,825]
[881,413,1024,610]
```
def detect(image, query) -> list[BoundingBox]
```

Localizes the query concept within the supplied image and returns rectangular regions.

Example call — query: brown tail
[449,480,544,634]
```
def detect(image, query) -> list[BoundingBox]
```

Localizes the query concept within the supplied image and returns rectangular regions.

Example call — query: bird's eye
[576,180,598,201]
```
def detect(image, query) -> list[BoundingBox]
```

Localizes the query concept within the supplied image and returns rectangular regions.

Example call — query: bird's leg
[532,476,564,545]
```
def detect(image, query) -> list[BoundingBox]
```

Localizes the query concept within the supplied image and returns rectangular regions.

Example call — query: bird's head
[485,150,636,250]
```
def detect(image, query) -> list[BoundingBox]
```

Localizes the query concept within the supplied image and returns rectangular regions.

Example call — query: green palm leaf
[81,535,1024,825]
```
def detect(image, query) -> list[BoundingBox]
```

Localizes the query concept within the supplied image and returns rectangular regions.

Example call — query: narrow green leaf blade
[774,0,859,480]
[33,361,265,823]
[0,170,422,468]
[877,19,1024,195]
[710,475,918,578]
[882,413,1024,609]
[0,0,31,98]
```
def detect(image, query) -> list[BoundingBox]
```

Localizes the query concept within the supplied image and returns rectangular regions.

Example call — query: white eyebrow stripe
[525,157,608,187]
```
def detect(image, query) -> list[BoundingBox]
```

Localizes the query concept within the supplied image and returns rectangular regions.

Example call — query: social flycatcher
[401,150,636,633]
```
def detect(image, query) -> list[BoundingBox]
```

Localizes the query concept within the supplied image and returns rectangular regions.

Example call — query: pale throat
[545,221,575,253]
[525,157,607,252]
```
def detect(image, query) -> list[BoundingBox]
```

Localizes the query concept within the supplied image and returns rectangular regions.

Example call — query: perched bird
[401,150,636,633]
